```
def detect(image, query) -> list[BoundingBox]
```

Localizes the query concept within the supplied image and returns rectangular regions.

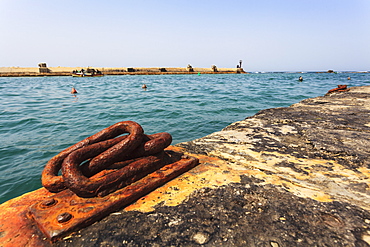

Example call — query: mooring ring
[85,132,172,175]
[62,150,165,197]
[42,121,144,192]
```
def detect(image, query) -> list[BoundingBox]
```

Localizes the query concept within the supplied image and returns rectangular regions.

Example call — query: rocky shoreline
[51,86,370,246]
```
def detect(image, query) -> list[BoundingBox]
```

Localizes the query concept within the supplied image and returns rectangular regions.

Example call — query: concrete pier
[0,66,245,77]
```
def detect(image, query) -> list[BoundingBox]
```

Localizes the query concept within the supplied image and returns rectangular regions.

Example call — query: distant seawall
[0,66,245,77]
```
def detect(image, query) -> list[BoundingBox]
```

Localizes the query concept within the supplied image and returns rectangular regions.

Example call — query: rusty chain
[42,121,172,197]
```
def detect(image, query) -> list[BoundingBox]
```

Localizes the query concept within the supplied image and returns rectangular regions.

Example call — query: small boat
[71,68,104,77]
[72,72,104,77]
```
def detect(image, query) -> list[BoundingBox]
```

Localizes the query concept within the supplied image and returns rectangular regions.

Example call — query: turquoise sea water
[1,73,369,203]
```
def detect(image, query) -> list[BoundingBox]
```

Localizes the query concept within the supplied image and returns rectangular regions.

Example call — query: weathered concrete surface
[180,86,370,210]
[51,86,370,246]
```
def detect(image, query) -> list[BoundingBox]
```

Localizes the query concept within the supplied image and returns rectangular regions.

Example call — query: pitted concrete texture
[54,86,370,246]
[179,86,370,211]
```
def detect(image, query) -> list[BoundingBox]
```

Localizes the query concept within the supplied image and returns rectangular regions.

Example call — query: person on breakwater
[298,76,303,82]
[71,87,78,94]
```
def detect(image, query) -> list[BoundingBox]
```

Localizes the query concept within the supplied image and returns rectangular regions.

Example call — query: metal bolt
[57,212,73,223]
[40,198,57,208]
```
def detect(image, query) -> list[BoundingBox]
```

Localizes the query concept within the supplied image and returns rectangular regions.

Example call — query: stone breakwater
[0,66,244,77]
[51,86,370,246]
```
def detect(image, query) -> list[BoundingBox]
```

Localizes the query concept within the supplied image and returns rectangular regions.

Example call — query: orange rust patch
[0,188,54,247]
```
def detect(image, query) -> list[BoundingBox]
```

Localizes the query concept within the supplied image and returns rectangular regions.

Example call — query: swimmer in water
[71,87,78,94]
[347,77,351,80]
[298,76,303,82]
[142,84,147,89]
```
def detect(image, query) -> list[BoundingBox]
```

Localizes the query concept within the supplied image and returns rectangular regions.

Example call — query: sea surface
[1,72,369,203]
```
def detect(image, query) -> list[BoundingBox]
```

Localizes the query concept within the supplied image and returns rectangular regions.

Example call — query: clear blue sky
[0,0,369,71]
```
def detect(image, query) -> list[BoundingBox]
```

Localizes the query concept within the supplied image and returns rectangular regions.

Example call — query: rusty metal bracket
[28,151,198,242]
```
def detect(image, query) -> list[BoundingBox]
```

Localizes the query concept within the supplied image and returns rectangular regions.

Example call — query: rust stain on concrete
[125,146,241,212]
[126,145,368,213]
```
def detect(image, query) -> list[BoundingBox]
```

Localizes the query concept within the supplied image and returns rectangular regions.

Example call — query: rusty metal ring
[62,148,165,197]
[85,132,172,175]
[42,121,144,192]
